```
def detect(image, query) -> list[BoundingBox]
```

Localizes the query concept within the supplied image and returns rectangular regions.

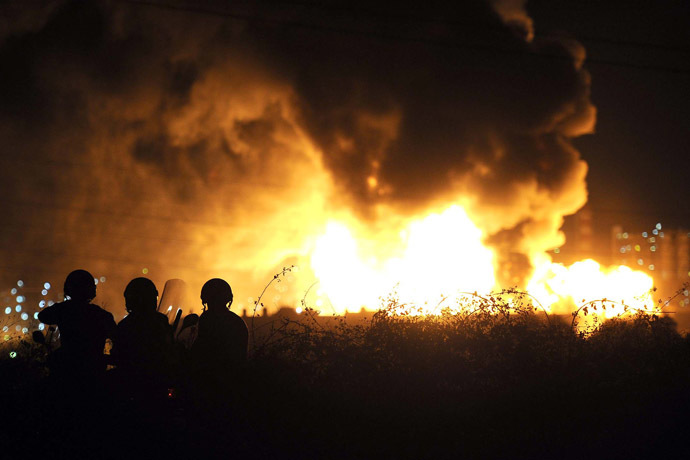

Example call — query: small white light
[21,313,28,321]
[4,307,11,315]
[21,327,28,334]
[296,307,303,314]
[16,296,24,303]
[649,264,655,270]
[94,278,99,285]
[100,277,106,283]
[9,351,16,358]
[652,229,658,235]
[15,325,21,332]
[17,280,24,287]
[656,223,662,230]
[44,282,51,290]
[41,289,48,296]
[2,326,7,332]
[48,301,55,306]
[15,305,21,313]
[39,300,46,308]
[33,312,39,320]
[38,323,45,331]
[642,232,648,238]
[10,288,17,295]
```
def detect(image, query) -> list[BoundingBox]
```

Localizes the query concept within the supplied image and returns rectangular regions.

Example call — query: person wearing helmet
[111,277,174,389]
[38,269,116,380]
[190,278,248,384]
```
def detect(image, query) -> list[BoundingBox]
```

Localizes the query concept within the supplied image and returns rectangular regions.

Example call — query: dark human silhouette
[190,278,248,383]
[37,269,116,380]
[111,277,174,387]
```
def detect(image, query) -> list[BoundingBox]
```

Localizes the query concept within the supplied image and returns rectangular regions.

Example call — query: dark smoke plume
[0,0,594,308]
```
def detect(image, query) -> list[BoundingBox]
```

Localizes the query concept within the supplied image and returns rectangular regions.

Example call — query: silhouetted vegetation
[3,291,690,459]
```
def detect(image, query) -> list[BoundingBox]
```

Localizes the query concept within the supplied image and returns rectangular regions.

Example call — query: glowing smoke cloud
[0,1,594,311]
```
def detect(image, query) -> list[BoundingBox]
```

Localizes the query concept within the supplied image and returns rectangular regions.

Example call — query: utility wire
[116,0,690,75]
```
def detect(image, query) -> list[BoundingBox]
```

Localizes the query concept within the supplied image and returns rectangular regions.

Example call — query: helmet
[124,277,158,313]
[64,269,97,302]
[200,278,233,306]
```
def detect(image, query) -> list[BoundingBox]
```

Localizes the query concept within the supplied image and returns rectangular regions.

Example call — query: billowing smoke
[0,1,594,311]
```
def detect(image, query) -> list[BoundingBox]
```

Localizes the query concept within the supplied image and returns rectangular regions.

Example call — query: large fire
[307,204,655,317]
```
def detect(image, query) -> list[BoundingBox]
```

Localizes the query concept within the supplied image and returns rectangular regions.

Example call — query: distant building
[611,224,690,306]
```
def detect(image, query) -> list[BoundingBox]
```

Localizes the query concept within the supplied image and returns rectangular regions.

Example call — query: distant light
[660,232,664,238]
[650,246,656,252]
[634,245,641,252]
[21,327,28,334]
[167,306,173,312]
[649,264,655,271]
[620,247,626,253]
[15,305,21,313]
[656,223,662,230]
[94,278,99,285]
[642,232,648,238]
[2,326,7,332]
[33,312,39,320]
[626,245,631,251]
[16,296,24,303]
[650,237,656,243]
[48,301,54,306]
[15,325,21,332]
[100,276,106,283]
[9,351,16,359]
[38,323,45,331]
[315,299,324,307]
[685,290,689,297]
[142,268,149,275]
[10,288,17,295]
[622,232,629,239]
[17,280,23,287]
[39,300,46,308]
[637,259,644,265]
[41,289,48,296]
[4,334,10,341]
[44,282,51,290]
[652,229,658,235]
[553,248,560,254]
[4,307,10,315]
[20,313,28,321]
[296,307,303,314]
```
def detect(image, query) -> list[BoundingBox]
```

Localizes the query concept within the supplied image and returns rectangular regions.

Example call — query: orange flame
[308,204,654,316]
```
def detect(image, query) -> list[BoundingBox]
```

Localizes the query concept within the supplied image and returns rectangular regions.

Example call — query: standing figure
[38,269,116,381]
[112,277,174,389]
[190,278,248,385]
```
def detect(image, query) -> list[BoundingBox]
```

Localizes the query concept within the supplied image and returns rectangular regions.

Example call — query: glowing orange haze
[307,204,654,317]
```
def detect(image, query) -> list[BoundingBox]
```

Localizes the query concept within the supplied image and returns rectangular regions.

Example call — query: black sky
[530,0,690,232]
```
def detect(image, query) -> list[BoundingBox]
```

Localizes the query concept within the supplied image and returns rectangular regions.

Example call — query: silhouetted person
[38,269,116,381]
[190,279,248,385]
[176,313,199,350]
[112,277,174,389]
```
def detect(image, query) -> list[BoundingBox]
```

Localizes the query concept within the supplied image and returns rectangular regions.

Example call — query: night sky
[530,0,690,232]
